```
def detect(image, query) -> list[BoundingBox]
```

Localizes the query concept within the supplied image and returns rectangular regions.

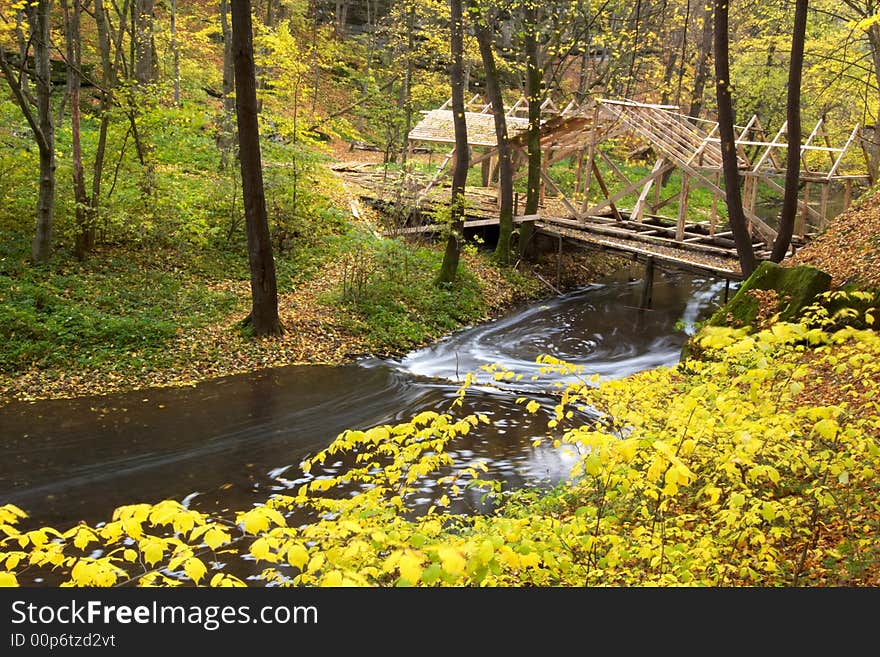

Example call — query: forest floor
[4,149,876,408]
[790,186,880,290]
[0,146,624,405]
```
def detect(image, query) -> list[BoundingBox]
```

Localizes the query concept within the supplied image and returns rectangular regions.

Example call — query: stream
[0,266,729,540]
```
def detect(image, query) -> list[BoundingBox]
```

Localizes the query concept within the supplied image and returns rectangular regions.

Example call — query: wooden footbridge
[335,97,872,281]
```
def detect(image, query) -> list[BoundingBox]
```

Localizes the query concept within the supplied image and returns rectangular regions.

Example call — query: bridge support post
[556,234,563,289]
[640,257,655,310]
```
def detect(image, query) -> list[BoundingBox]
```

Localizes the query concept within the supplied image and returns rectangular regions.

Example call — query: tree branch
[0,45,47,152]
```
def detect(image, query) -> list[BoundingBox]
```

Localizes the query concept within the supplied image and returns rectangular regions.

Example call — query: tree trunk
[771,0,808,262]
[30,1,56,264]
[714,0,756,276]
[134,0,155,85]
[437,0,469,285]
[170,0,180,105]
[398,3,415,167]
[231,0,283,336]
[63,0,92,259]
[219,0,237,169]
[865,24,880,182]
[335,0,349,35]
[520,5,541,259]
[688,2,714,119]
[91,0,114,224]
[474,13,514,265]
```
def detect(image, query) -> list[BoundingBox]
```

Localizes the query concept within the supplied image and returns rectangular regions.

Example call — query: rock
[682,261,832,361]
[706,261,832,329]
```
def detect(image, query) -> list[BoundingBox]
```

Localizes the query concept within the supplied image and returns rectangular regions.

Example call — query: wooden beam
[632,158,672,222]
[540,169,581,218]
[795,183,810,237]
[597,149,635,187]
[711,173,720,236]
[827,123,860,179]
[752,120,788,172]
[677,175,691,241]
[585,160,675,217]
[590,162,623,221]
[759,174,821,222]
[801,118,824,171]
[536,223,742,279]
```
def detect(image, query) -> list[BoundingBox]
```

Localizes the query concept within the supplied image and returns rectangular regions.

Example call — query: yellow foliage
[4,322,880,587]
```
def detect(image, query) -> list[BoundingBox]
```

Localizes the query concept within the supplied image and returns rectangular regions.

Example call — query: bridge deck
[336,166,771,280]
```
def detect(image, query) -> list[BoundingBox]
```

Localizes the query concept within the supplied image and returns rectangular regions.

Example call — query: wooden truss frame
[406,97,872,250]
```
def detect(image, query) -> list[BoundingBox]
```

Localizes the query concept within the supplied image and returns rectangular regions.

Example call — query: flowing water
[0,266,729,541]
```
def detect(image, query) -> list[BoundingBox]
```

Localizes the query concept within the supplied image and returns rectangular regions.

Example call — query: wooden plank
[585,160,675,217]
[827,123,860,179]
[536,223,742,279]
[735,115,759,167]
[795,183,810,237]
[631,158,671,221]
[677,175,691,241]
[752,120,788,172]
[758,174,821,222]
[685,124,719,167]
[662,148,778,243]
[590,161,623,221]
[545,215,751,259]
[578,106,601,217]
[801,118,824,171]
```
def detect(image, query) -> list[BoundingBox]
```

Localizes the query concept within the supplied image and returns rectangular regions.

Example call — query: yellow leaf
[210,573,246,587]
[617,438,638,462]
[123,549,138,563]
[398,551,423,584]
[139,537,165,567]
[320,570,344,586]
[307,554,325,573]
[241,509,270,535]
[526,400,541,414]
[286,543,309,570]
[204,527,231,550]
[0,505,27,526]
[813,419,838,440]
[122,517,143,540]
[0,571,18,587]
[519,552,541,568]
[183,557,207,584]
[437,547,465,576]
[250,537,272,562]
[72,527,96,550]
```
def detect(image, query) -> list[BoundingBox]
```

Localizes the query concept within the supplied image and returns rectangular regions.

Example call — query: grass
[324,236,532,355]
[0,244,240,374]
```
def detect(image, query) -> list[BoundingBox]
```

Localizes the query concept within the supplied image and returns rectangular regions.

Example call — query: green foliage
[0,250,238,374]
[3,321,880,587]
[328,236,489,354]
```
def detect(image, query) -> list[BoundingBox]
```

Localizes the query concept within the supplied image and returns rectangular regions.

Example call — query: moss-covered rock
[707,261,831,329]
[682,261,832,361]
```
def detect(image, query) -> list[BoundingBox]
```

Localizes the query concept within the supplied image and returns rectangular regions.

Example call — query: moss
[707,261,831,329]
[683,261,832,361]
